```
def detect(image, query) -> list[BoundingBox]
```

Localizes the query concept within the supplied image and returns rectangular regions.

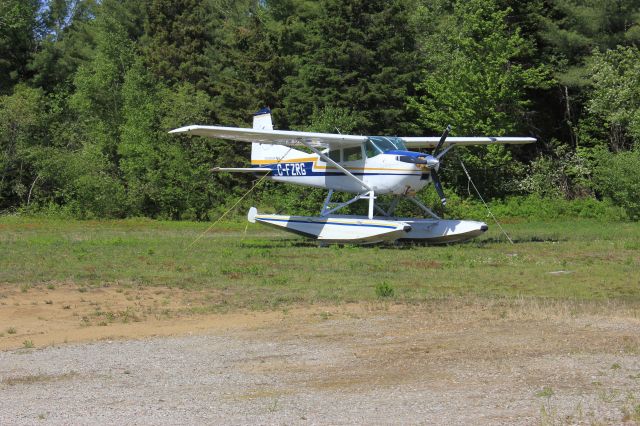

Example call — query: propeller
[430,168,446,206]
[395,125,451,207]
[430,125,451,206]
[433,124,451,158]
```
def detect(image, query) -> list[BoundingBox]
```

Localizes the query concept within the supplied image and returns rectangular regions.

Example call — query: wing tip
[168,125,196,134]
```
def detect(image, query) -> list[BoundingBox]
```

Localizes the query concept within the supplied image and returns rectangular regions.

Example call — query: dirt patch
[3,294,640,423]
[0,284,292,350]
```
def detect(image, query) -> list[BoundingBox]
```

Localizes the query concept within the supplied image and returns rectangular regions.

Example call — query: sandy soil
[0,284,290,350]
[2,286,640,424]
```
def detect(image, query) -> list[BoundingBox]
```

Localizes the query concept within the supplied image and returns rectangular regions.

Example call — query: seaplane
[170,108,535,244]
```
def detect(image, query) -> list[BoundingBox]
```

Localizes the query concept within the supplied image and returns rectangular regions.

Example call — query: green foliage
[69,10,135,153]
[411,0,552,135]
[594,150,640,220]
[28,0,99,92]
[280,0,420,134]
[306,106,361,134]
[586,46,640,151]
[0,0,639,221]
[0,0,39,93]
[519,143,593,198]
[538,0,640,88]
[415,191,625,222]
[410,0,552,199]
[0,84,48,210]
[142,0,214,90]
[375,282,395,298]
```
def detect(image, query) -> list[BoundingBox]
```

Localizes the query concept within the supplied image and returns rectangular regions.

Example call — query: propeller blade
[433,124,451,157]
[431,169,446,206]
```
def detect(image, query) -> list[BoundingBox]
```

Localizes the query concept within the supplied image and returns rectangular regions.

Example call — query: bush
[375,282,395,298]
[594,150,640,220]
[410,190,625,222]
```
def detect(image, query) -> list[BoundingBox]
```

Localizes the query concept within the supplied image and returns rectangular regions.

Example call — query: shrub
[594,150,640,220]
[375,282,395,298]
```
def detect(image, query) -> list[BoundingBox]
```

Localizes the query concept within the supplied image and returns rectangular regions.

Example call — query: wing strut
[300,140,376,219]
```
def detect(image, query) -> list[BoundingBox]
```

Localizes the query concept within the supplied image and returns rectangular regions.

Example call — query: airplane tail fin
[252,107,273,131]
[250,107,291,164]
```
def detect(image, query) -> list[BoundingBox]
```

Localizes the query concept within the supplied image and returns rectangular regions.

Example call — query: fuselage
[251,147,433,195]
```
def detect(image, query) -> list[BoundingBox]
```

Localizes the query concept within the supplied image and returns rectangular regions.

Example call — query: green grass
[1,216,639,309]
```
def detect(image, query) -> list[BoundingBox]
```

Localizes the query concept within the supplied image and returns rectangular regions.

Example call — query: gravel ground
[2,307,640,425]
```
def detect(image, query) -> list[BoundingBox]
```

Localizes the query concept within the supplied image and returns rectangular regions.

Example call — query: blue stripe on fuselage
[253,162,419,177]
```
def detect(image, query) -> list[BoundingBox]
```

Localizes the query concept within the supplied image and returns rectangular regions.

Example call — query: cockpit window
[367,136,407,154]
[365,140,379,158]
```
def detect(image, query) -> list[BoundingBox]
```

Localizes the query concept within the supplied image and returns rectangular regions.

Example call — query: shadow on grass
[237,234,567,249]
[475,235,567,246]
[239,239,317,249]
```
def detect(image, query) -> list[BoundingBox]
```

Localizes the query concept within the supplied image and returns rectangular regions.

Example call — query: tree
[410,0,551,198]
[28,0,98,92]
[0,84,48,209]
[586,46,640,151]
[142,0,214,91]
[411,0,550,135]
[0,0,39,93]
[539,0,640,88]
[595,149,640,219]
[538,0,640,145]
[280,0,421,134]
[69,9,136,163]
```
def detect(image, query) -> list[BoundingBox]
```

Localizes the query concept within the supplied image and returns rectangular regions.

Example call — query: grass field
[1,216,639,310]
[3,216,640,423]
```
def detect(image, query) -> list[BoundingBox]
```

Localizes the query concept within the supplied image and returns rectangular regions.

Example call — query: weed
[537,386,555,425]
[62,304,71,309]
[78,287,87,293]
[597,388,620,403]
[22,339,34,348]
[536,386,554,398]
[2,372,77,386]
[20,284,31,293]
[7,327,16,334]
[268,397,279,413]
[46,284,55,290]
[375,282,395,298]
[44,300,53,305]
[611,362,621,370]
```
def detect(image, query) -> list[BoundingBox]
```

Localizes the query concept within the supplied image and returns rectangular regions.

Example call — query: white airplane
[170,108,535,244]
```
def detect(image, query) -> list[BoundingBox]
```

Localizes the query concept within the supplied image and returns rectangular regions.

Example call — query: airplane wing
[400,136,536,149]
[170,125,536,149]
[169,125,366,148]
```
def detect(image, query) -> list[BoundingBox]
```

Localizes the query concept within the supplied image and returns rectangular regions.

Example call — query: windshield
[365,136,407,157]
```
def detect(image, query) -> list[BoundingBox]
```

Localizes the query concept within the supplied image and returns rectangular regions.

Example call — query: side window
[328,149,341,162]
[344,146,363,161]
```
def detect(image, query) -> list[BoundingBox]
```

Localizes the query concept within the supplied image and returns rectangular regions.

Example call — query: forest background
[1,0,639,222]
